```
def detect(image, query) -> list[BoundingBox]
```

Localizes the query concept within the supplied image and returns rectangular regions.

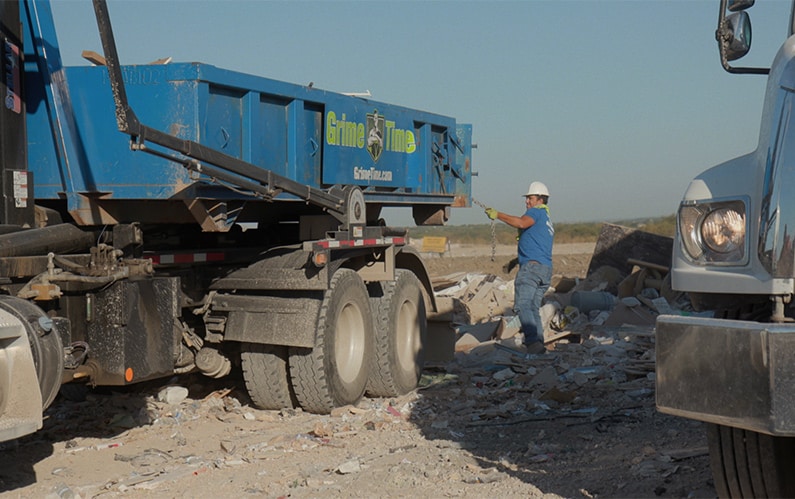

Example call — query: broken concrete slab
[530,366,560,389]
[494,318,520,340]
[587,223,673,279]
[456,332,486,353]
[157,386,189,405]
[457,321,502,343]
[603,303,656,327]
[650,296,673,314]
[574,265,624,295]
[551,275,578,294]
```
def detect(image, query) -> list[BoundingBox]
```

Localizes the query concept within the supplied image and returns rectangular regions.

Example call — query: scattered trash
[94,442,123,450]
[571,291,616,314]
[157,386,189,405]
[108,413,137,429]
[492,368,516,381]
[49,482,77,499]
[336,459,361,474]
[9,229,708,498]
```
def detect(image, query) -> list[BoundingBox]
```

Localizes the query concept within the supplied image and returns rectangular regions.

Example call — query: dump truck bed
[25,62,472,220]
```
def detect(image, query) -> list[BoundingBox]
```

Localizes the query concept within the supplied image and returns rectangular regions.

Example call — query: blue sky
[49,0,792,225]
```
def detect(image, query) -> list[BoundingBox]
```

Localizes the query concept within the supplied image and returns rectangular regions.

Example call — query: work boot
[523,341,547,359]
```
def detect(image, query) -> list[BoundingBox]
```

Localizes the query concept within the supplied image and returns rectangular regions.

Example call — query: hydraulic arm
[90,0,362,227]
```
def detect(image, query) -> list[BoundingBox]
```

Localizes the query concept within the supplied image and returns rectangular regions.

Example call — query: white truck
[656,1,795,497]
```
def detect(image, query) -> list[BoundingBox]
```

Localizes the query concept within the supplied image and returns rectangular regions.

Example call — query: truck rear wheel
[289,269,373,414]
[241,343,296,410]
[367,269,426,397]
[707,423,795,498]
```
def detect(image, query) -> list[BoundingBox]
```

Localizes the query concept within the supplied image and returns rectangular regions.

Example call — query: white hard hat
[523,181,549,197]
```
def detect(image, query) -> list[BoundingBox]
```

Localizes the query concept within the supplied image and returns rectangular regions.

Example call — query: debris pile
[424,224,712,477]
[412,225,711,494]
[429,224,703,355]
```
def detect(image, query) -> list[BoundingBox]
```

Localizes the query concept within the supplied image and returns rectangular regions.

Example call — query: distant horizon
[382,206,676,228]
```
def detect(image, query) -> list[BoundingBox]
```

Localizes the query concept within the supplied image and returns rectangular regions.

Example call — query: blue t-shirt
[517,205,554,266]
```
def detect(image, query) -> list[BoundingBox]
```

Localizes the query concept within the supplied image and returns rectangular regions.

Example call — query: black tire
[241,343,296,410]
[289,269,373,414]
[367,269,426,397]
[707,423,795,498]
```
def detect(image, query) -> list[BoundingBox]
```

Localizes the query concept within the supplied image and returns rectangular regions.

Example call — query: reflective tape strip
[314,237,406,249]
[146,252,225,265]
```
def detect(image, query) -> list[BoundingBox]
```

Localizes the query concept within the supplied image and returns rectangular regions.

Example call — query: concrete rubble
[430,224,705,359]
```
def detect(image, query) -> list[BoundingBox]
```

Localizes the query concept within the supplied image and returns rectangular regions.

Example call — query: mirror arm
[716,0,769,75]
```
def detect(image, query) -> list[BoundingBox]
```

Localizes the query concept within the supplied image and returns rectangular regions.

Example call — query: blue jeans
[514,261,552,346]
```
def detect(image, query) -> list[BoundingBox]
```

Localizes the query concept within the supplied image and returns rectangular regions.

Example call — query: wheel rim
[396,298,420,373]
[336,301,366,384]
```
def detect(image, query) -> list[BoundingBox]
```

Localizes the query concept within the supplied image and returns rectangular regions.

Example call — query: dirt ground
[0,244,715,499]
[424,242,596,282]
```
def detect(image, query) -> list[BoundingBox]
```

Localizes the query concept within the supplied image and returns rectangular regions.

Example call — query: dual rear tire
[367,269,427,397]
[240,268,427,413]
[289,269,373,413]
[240,343,295,410]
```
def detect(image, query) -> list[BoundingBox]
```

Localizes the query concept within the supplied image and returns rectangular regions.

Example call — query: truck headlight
[679,200,746,264]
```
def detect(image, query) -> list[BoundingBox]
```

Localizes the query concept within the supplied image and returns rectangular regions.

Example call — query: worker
[485,181,554,355]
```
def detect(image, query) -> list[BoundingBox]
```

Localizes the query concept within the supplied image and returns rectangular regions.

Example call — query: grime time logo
[325,109,416,163]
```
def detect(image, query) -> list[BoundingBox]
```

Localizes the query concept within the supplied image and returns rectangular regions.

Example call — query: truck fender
[395,245,437,313]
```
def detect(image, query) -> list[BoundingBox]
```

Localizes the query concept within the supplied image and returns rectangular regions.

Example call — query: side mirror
[716,0,768,74]
[727,0,754,12]
[724,11,751,61]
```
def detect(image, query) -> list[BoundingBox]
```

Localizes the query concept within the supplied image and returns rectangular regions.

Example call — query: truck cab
[656,1,795,496]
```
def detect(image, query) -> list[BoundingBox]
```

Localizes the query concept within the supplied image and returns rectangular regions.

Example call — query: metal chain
[472,198,497,262]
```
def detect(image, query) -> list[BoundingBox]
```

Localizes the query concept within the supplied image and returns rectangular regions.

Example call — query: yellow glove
[485,207,498,220]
